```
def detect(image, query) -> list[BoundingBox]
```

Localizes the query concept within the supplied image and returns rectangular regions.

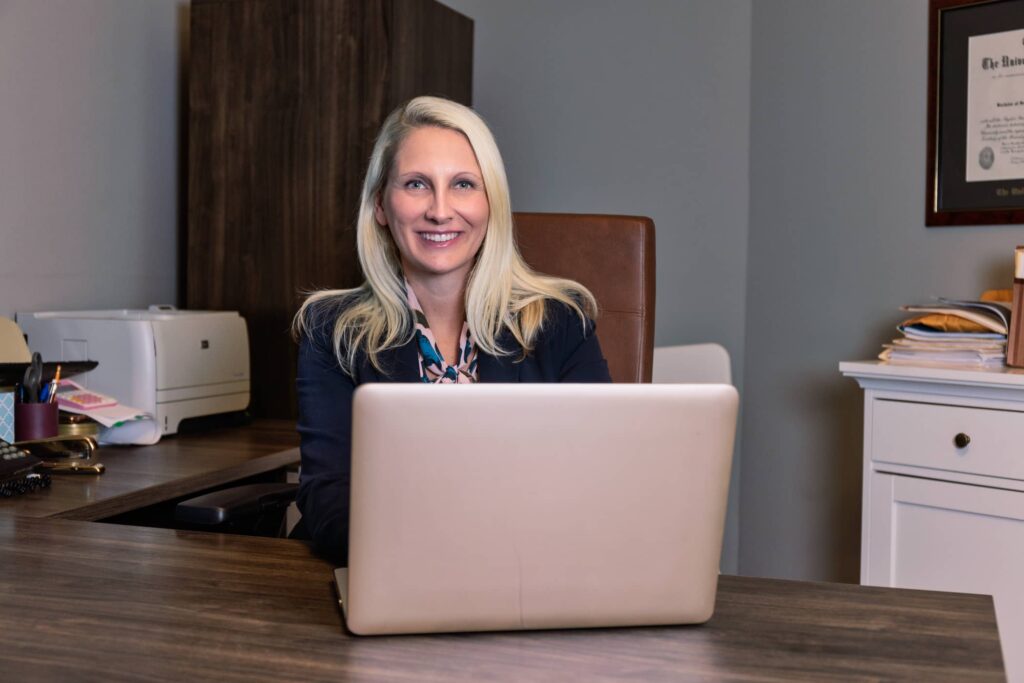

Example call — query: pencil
[46,365,62,404]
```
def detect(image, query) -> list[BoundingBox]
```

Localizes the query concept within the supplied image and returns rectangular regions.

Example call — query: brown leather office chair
[176,213,657,533]
[514,213,656,383]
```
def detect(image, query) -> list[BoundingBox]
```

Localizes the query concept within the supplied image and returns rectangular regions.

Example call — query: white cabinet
[842,361,1024,680]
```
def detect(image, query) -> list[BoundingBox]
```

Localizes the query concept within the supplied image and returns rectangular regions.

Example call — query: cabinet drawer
[872,399,1024,481]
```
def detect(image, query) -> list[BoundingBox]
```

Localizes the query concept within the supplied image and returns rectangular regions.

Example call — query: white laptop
[334,383,738,635]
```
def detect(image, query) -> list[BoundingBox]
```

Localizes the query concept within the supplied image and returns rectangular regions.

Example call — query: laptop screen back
[343,383,738,635]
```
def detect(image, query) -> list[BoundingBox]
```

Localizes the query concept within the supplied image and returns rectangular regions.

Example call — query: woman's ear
[373,191,387,227]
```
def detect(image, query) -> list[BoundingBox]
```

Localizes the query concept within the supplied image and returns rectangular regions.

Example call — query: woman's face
[375,126,489,288]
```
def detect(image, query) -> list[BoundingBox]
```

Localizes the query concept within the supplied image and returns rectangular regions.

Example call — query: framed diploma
[928,0,1024,225]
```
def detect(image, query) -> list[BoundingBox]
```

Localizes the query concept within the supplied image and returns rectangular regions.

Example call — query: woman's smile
[419,231,462,245]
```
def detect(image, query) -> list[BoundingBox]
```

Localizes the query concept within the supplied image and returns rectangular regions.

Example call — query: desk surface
[0,419,299,520]
[0,516,1003,682]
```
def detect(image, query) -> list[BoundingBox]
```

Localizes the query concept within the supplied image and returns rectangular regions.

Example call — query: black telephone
[0,439,50,497]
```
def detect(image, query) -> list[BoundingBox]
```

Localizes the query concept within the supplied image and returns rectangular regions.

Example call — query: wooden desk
[0,419,299,520]
[0,516,1004,682]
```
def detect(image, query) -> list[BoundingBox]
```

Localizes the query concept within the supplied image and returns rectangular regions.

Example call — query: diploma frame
[927,0,1024,226]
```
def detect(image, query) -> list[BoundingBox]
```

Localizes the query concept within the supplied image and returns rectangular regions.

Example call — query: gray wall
[7,0,992,584]
[442,0,753,573]
[743,0,1022,581]
[0,0,184,321]
[2,0,753,571]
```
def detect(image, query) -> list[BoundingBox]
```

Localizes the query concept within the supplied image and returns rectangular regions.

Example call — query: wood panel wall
[187,0,473,418]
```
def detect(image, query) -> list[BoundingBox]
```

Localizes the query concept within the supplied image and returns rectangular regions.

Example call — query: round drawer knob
[954,433,971,449]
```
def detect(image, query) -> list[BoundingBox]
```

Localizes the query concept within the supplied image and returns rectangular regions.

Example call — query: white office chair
[652,343,732,385]
[655,343,735,575]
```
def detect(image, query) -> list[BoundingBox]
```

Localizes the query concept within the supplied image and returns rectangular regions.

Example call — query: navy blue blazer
[295,300,611,564]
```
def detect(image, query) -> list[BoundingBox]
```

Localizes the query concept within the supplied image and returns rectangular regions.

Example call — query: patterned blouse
[405,283,479,383]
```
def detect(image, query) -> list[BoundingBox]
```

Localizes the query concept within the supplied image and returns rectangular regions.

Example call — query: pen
[45,365,62,404]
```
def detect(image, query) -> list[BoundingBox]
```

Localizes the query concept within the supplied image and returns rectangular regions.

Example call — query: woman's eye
[454,180,475,190]
[405,179,427,190]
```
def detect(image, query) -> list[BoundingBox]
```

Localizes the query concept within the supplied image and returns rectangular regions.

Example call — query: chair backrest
[653,343,732,385]
[513,213,656,383]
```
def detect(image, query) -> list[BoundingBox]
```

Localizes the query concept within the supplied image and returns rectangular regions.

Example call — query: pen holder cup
[15,401,59,442]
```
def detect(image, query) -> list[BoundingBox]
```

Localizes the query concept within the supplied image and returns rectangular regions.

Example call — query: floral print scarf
[405,283,479,383]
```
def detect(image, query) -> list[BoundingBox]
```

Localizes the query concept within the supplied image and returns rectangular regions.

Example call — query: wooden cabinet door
[865,472,1024,678]
[187,0,473,418]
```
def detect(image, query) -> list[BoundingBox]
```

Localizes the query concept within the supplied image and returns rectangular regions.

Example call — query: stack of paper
[879,297,1010,367]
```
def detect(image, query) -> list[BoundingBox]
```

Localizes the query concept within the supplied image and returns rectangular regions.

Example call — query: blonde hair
[294,96,597,374]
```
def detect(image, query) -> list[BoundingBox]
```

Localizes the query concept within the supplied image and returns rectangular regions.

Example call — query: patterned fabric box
[0,389,14,443]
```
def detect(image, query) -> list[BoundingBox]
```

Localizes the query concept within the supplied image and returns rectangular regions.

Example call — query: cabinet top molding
[841,360,1024,398]
[841,360,1024,383]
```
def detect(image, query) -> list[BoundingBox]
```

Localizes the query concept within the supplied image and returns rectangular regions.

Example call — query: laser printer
[17,307,250,443]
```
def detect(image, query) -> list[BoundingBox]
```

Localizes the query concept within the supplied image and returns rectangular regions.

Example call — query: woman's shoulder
[298,291,361,348]
[518,296,608,382]
[296,293,370,380]
[303,287,369,322]
[537,297,597,343]
[543,295,594,323]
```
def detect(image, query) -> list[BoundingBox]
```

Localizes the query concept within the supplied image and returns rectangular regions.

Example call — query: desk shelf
[0,419,299,521]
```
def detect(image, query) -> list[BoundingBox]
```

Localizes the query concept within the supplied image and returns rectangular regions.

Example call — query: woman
[295,96,610,563]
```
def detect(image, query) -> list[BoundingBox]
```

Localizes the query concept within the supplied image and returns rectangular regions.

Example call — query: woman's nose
[425,188,453,223]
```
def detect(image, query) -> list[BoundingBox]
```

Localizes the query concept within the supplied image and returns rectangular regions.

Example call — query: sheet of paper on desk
[60,402,149,429]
